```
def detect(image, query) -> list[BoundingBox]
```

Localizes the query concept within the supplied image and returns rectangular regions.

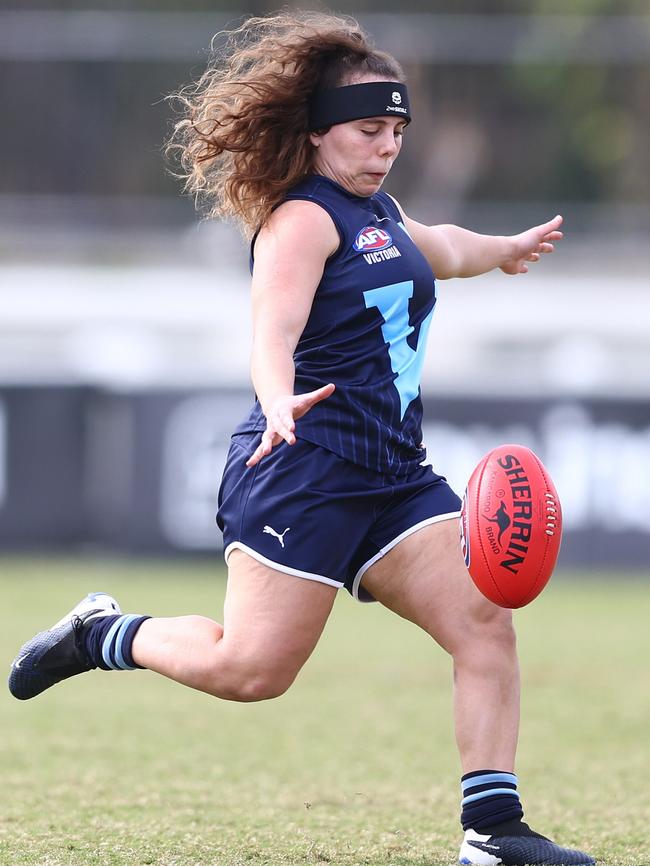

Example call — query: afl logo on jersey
[353,226,393,252]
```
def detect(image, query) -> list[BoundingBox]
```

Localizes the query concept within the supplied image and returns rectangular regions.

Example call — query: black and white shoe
[459,822,595,865]
[8,592,121,700]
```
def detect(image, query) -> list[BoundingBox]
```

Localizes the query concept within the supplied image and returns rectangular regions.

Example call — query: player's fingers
[528,253,541,263]
[308,383,336,405]
[539,214,563,233]
[273,413,296,444]
[295,383,336,414]
[245,444,265,467]
[246,430,278,466]
[278,428,296,446]
[531,220,562,247]
[262,427,278,447]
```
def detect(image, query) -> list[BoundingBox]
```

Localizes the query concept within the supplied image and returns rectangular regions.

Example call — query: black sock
[478,818,547,839]
[461,770,524,831]
[83,614,151,671]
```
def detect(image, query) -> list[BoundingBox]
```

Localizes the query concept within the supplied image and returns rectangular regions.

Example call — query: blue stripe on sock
[462,773,517,793]
[462,788,521,806]
[114,615,141,671]
[101,617,125,670]
[460,770,523,831]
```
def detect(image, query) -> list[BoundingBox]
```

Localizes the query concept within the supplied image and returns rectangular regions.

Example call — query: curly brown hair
[166,10,405,236]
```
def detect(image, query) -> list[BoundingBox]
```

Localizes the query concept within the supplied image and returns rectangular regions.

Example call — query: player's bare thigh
[359,517,513,653]
[220,549,338,691]
[133,549,337,700]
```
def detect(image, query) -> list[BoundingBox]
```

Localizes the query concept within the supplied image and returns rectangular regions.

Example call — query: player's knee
[487,609,517,654]
[208,656,296,702]
[451,604,517,660]
[222,671,293,703]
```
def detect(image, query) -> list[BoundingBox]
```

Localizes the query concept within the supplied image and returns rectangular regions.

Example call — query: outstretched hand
[500,215,563,275]
[246,383,336,467]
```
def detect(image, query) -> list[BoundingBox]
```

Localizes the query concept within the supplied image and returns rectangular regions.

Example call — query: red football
[460,444,562,608]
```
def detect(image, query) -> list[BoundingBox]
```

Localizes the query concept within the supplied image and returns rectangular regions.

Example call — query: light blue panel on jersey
[363,280,434,420]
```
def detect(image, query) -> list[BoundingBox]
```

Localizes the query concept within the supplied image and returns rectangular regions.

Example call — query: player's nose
[377,129,400,157]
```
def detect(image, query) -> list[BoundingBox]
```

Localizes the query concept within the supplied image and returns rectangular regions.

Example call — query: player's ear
[309,127,331,148]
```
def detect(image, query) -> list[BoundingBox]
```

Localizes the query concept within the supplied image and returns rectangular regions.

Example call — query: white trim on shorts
[351,510,462,602]
[224,542,345,590]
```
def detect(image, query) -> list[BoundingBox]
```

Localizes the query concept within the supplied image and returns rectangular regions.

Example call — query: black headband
[308,81,411,132]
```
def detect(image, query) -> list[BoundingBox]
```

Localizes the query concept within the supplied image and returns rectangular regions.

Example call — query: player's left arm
[390,197,563,279]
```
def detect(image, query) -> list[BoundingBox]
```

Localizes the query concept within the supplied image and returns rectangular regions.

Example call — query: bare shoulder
[255,199,340,261]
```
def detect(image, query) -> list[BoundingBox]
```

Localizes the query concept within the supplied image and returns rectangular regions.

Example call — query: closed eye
[361,128,405,138]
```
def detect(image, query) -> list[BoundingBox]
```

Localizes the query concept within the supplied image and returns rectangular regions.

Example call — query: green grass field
[1,559,649,866]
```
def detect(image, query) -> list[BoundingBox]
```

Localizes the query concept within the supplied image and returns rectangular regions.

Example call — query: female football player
[9,11,593,866]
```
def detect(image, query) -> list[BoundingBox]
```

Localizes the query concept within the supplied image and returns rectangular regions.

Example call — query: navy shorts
[216,433,462,602]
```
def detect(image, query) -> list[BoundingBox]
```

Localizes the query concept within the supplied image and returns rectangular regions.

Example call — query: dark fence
[1,386,649,567]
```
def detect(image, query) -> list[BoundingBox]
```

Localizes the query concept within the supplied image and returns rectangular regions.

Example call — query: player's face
[310,113,406,198]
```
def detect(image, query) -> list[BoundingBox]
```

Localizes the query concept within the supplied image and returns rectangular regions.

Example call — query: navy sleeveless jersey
[235,174,437,476]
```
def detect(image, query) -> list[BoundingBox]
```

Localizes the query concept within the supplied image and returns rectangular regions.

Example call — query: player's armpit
[396,216,458,278]
[383,195,459,279]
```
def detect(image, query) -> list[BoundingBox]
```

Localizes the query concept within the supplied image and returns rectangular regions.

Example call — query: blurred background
[1,0,649,567]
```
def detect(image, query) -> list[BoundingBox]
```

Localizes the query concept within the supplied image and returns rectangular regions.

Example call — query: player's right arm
[246,199,338,467]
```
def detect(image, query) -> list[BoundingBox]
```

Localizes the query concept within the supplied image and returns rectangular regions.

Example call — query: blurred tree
[1,2,648,226]
[11,0,649,10]
[505,0,650,203]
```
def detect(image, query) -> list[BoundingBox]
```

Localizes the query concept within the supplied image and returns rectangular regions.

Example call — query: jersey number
[363,280,434,420]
